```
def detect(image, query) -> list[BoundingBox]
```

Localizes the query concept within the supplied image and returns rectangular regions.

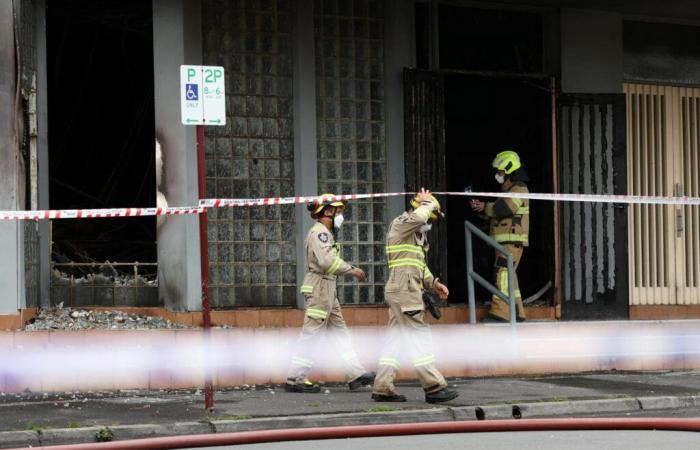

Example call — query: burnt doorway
[46,0,157,306]
[444,74,555,308]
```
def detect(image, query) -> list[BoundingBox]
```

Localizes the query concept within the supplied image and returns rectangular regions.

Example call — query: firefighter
[470,150,529,322]
[285,194,375,393]
[372,189,459,403]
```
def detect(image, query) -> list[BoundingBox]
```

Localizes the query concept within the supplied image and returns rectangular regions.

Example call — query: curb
[1,395,697,448]
[212,408,454,433]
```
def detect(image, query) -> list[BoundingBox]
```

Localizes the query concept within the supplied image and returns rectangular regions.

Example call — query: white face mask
[420,224,432,233]
[495,173,505,184]
[333,214,345,230]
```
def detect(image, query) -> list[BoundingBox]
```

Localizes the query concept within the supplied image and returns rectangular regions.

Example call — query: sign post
[181,65,226,412]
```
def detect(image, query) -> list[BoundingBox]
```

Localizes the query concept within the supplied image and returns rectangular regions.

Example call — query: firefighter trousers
[373,290,447,396]
[287,280,366,384]
[489,243,526,321]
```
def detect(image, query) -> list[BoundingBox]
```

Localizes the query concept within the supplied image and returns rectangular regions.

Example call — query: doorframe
[439,68,561,310]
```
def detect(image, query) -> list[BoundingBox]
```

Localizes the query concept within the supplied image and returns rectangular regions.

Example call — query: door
[625,83,700,305]
[403,68,447,283]
[558,94,629,319]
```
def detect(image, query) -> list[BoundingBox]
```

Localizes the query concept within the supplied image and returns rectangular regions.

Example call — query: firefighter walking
[470,150,529,322]
[372,189,459,403]
[285,194,375,393]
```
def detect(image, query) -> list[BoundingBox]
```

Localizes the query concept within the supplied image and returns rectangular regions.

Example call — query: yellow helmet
[307,193,345,218]
[410,194,444,221]
[492,150,522,175]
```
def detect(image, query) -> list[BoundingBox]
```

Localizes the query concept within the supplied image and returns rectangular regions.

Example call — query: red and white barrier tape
[439,191,700,206]
[198,191,700,208]
[0,206,203,221]
[1,191,699,221]
[198,192,409,208]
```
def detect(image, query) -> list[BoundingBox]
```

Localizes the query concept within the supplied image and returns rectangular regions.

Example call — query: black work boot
[348,372,376,390]
[371,393,407,402]
[284,379,321,393]
[425,388,459,404]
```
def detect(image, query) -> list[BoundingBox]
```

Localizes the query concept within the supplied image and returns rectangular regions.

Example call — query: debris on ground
[24,307,190,331]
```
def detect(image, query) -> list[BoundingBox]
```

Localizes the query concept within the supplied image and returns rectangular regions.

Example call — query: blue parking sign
[185,83,199,101]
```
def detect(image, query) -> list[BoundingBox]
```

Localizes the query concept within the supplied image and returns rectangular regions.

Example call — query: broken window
[46,0,157,306]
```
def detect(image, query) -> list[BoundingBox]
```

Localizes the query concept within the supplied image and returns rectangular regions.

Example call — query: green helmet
[492,150,522,175]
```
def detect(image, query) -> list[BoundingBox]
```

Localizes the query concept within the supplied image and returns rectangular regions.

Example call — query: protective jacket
[384,205,437,312]
[299,222,353,300]
[484,180,529,246]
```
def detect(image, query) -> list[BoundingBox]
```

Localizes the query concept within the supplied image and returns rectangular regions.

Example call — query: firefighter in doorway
[285,194,375,393]
[470,151,529,322]
[372,189,459,404]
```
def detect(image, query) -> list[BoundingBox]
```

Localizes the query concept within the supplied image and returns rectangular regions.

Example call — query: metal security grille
[558,94,628,320]
[403,68,447,283]
[625,83,700,305]
[314,0,386,304]
[203,0,297,307]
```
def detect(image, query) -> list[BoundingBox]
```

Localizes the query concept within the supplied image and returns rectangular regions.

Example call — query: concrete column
[292,1,318,309]
[384,0,413,220]
[561,9,623,93]
[36,0,51,307]
[0,1,25,313]
[153,0,203,312]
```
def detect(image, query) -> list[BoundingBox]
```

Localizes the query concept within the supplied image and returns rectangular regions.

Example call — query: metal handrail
[464,220,517,326]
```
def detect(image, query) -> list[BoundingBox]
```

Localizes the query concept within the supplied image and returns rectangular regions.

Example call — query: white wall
[153,0,203,311]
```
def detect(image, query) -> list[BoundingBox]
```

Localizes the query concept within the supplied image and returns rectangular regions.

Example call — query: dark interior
[439,4,543,73]
[443,74,554,305]
[46,0,156,266]
[416,4,554,304]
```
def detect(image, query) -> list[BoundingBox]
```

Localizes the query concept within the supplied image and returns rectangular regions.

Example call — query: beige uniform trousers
[373,275,447,396]
[287,278,366,384]
[489,244,526,320]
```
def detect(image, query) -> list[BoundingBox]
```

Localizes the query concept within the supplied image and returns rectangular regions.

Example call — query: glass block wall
[203,0,297,307]
[314,0,386,304]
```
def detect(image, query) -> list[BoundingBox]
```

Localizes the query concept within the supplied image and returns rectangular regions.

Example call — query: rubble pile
[51,267,158,287]
[25,307,190,330]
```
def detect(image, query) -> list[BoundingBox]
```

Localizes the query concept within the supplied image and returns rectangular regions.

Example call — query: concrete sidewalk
[1,370,700,448]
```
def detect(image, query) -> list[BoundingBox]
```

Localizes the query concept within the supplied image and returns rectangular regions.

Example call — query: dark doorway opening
[46,0,156,268]
[443,74,554,306]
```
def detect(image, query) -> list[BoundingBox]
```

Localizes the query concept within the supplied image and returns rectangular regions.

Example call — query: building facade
[1,0,699,327]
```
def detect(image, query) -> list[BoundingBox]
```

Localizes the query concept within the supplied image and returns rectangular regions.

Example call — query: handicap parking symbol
[185,84,199,101]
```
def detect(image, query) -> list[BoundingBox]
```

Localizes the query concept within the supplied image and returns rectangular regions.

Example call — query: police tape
[198,192,409,208]
[438,191,700,206]
[1,191,699,221]
[0,206,203,221]
[198,191,700,208]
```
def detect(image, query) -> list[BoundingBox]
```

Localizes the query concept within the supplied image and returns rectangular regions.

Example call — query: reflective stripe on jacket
[484,181,530,246]
[300,222,353,294]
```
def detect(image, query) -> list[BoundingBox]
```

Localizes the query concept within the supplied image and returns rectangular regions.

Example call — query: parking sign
[180,65,226,126]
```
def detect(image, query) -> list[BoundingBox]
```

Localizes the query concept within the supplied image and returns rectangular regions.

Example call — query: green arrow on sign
[186,119,199,123]
[208,119,222,124]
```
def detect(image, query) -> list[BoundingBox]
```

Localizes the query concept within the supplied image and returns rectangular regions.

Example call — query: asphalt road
[185,430,700,450]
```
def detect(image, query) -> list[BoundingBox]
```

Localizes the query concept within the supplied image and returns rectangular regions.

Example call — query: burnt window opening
[437,5,544,73]
[46,0,156,278]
